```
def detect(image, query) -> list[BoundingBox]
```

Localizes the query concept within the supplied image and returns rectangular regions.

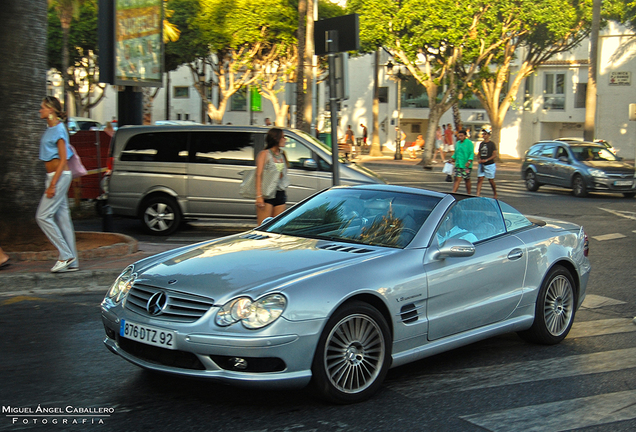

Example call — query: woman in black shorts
[255,128,290,224]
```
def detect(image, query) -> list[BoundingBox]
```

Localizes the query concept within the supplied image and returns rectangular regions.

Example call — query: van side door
[187,131,255,217]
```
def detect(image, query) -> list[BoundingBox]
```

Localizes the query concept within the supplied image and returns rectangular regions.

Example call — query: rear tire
[525,170,539,191]
[311,301,391,404]
[141,196,181,236]
[572,175,588,197]
[518,265,576,345]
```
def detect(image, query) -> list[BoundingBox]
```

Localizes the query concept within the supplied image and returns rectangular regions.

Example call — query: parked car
[105,125,385,235]
[101,185,590,403]
[522,140,635,198]
[67,117,102,134]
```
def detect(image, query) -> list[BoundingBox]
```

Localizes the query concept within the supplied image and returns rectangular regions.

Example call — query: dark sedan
[522,140,635,198]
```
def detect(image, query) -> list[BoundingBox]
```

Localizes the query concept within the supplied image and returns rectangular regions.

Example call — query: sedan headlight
[106,266,136,303]
[589,169,607,178]
[215,294,286,329]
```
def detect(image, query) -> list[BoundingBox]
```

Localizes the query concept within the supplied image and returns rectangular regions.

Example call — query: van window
[539,144,555,158]
[190,132,254,166]
[284,136,317,170]
[120,132,189,162]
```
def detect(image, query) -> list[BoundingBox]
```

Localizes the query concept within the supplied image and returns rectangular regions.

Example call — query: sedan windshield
[265,189,442,248]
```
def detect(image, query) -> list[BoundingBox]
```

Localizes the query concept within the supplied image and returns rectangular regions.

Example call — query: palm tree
[0,0,49,245]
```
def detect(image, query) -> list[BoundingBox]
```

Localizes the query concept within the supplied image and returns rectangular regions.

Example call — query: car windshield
[264,188,442,248]
[571,146,618,162]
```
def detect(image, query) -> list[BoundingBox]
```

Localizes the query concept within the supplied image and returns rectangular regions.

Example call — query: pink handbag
[68,145,87,178]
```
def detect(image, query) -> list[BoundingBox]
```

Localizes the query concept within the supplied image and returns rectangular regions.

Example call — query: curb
[7,232,138,262]
[0,269,123,294]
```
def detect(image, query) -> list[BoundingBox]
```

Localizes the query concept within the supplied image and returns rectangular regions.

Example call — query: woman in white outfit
[36,96,78,273]
[255,128,289,225]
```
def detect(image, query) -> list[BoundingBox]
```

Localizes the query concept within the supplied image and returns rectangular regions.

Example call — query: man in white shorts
[476,128,498,199]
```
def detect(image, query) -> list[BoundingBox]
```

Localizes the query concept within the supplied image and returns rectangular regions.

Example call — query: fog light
[229,357,248,370]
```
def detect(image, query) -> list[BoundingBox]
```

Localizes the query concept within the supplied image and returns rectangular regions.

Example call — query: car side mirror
[303,158,318,170]
[432,239,476,260]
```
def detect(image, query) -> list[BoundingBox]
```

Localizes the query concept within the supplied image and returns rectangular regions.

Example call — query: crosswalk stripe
[460,390,636,432]
[387,347,636,398]
[567,318,635,338]
[581,294,627,309]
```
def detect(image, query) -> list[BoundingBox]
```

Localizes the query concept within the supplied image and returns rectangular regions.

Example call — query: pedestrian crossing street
[385,294,636,431]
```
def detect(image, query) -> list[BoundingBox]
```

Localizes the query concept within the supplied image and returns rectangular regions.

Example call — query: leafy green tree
[48,0,107,116]
[463,0,593,148]
[350,0,506,166]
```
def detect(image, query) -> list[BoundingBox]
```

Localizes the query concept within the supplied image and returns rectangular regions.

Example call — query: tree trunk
[584,0,601,141]
[295,0,307,131]
[0,0,49,245]
[370,50,383,156]
[302,0,314,133]
[61,16,71,111]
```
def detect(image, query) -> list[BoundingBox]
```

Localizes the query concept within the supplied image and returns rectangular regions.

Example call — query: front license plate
[119,320,176,350]
[614,180,633,187]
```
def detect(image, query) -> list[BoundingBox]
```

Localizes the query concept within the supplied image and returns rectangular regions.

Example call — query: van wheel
[141,196,181,235]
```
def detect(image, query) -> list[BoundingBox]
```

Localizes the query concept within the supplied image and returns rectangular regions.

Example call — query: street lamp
[386,61,405,160]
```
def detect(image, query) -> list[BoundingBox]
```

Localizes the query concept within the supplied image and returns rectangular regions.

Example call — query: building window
[543,73,565,110]
[174,86,190,98]
[378,87,388,103]
[524,75,534,111]
[575,83,587,108]
[231,88,247,111]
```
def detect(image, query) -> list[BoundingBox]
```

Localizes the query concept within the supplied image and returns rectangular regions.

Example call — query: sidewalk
[0,154,523,294]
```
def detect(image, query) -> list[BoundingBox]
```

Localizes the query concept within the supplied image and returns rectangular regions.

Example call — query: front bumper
[588,176,635,193]
[101,308,325,389]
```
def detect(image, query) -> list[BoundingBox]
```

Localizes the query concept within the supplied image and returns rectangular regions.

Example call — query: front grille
[209,355,286,373]
[125,284,214,323]
[118,336,205,370]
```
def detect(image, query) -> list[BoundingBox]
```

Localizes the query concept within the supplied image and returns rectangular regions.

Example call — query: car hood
[582,160,635,174]
[132,233,388,302]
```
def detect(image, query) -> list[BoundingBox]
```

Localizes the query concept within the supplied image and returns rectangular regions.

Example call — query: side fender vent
[317,244,374,254]
[400,303,419,324]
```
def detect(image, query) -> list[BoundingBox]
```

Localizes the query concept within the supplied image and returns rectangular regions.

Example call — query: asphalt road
[1,164,634,431]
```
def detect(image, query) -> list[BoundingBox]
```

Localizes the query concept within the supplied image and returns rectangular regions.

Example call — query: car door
[283,135,326,205]
[535,143,557,184]
[187,131,256,217]
[552,145,575,186]
[424,198,526,341]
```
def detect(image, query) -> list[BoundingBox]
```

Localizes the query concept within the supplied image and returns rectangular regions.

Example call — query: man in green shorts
[450,129,474,194]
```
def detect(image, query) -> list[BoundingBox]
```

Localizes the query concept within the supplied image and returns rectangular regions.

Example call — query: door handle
[508,249,523,260]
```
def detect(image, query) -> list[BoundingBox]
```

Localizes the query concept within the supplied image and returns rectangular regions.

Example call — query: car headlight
[215,294,286,329]
[589,169,607,178]
[106,266,136,303]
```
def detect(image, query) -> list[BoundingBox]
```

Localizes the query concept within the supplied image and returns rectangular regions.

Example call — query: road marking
[581,294,627,309]
[460,390,636,432]
[387,347,636,398]
[0,295,52,306]
[592,233,627,241]
[599,207,636,220]
[567,318,635,338]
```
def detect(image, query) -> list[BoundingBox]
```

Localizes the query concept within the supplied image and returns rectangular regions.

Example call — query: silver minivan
[106,125,385,234]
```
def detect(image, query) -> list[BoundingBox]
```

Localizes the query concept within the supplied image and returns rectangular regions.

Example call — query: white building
[78,21,636,160]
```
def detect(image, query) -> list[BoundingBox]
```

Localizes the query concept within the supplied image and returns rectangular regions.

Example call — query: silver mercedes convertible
[101,185,591,403]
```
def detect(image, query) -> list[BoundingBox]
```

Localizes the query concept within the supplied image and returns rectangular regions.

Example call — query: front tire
[572,175,588,197]
[311,301,391,404]
[525,170,540,191]
[141,196,181,235]
[518,265,576,345]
